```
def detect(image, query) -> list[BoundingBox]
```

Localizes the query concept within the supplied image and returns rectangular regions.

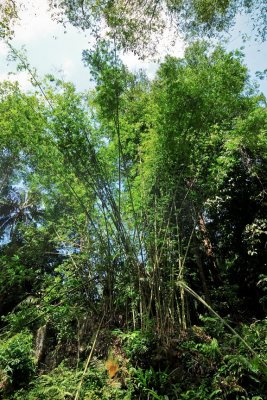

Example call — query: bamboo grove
[0,38,267,398]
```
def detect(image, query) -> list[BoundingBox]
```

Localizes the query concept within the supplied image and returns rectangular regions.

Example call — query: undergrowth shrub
[0,330,35,395]
[1,301,41,334]
[13,364,80,399]
[2,320,266,399]
[132,366,169,399]
[12,360,133,400]
[112,328,155,367]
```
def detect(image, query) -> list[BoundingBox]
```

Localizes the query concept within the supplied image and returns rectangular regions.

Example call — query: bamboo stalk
[74,314,105,400]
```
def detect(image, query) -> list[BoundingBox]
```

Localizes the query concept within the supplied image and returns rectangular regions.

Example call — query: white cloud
[121,52,158,79]
[0,42,8,57]
[0,71,32,91]
[13,0,61,44]
[61,58,74,78]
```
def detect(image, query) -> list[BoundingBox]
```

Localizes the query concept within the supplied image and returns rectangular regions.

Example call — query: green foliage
[1,299,40,334]
[83,40,132,121]
[132,367,169,398]
[13,362,133,400]
[113,329,154,364]
[182,337,220,359]
[178,384,217,400]
[48,0,267,57]
[1,37,267,400]
[14,364,82,399]
[0,255,34,294]
[199,315,225,337]
[0,0,20,38]
[0,331,35,393]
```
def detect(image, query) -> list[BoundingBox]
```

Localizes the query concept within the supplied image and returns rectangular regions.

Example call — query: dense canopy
[48,0,267,53]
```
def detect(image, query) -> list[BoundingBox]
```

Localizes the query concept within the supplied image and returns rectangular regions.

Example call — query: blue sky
[0,0,266,95]
[225,13,267,95]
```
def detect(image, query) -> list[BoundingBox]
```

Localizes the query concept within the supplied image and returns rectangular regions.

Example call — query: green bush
[13,361,133,400]
[0,330,35,393]
[132,366,169,399]
[113,329,155,366]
